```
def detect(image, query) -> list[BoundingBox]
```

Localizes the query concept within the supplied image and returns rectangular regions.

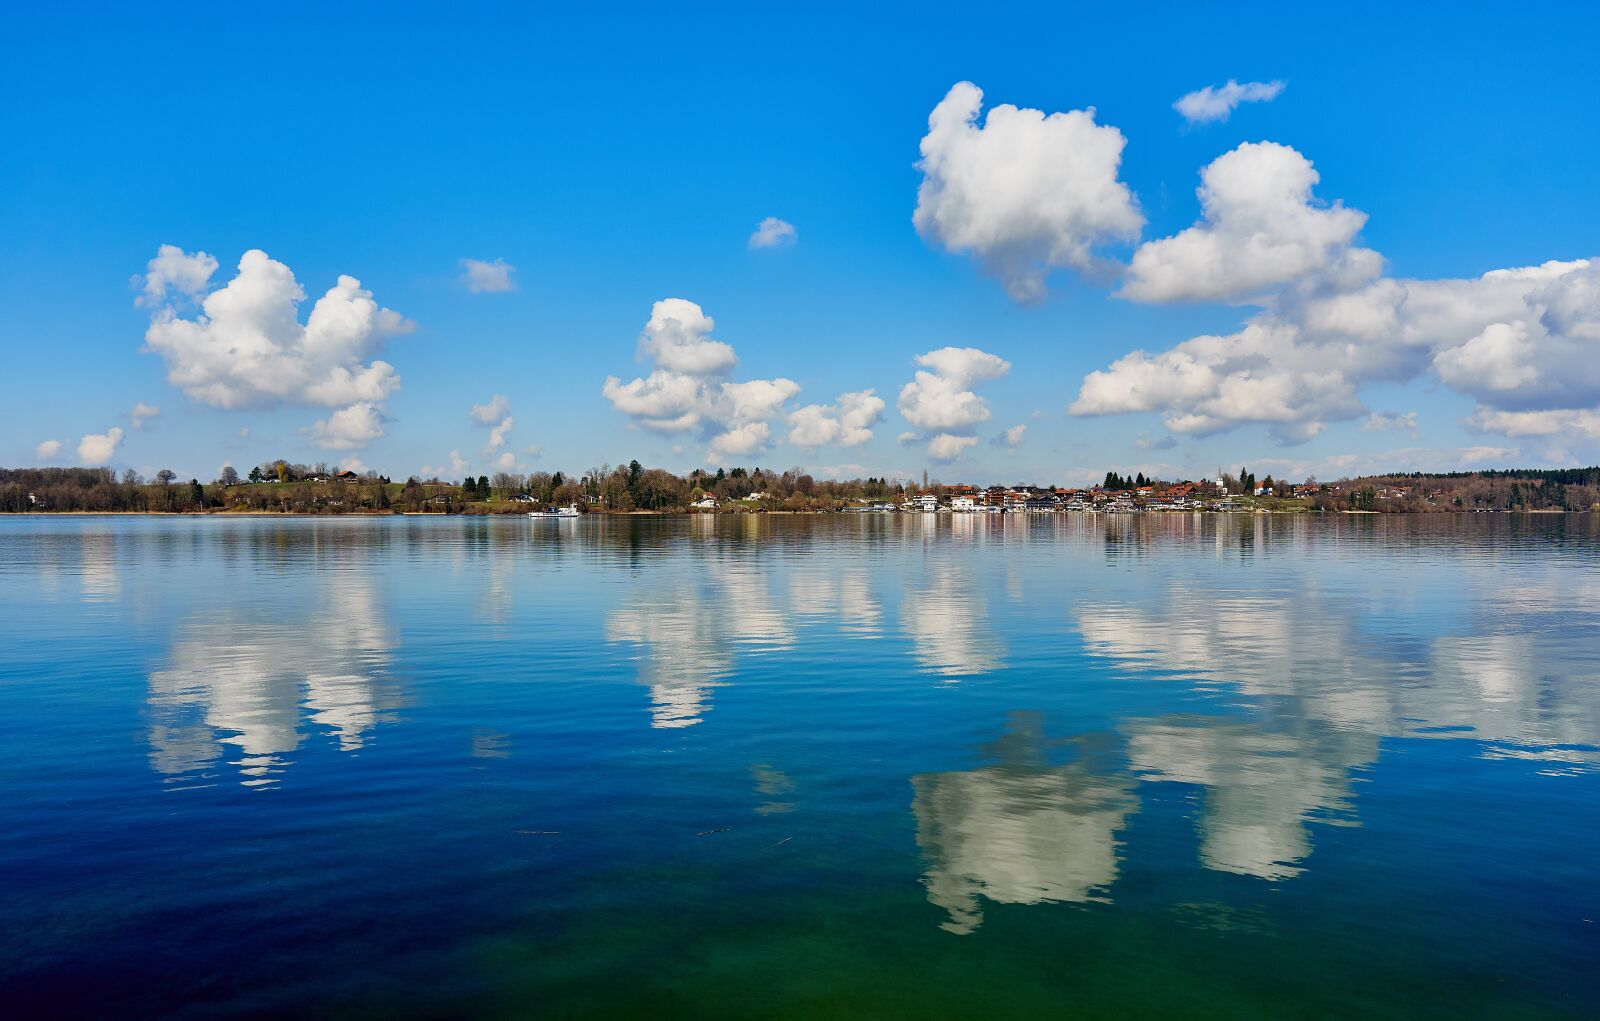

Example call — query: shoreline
[4,508,1594,519]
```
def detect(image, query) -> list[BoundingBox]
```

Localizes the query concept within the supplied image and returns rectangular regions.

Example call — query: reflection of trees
[912,717,1137,934]
[146,574,399,788]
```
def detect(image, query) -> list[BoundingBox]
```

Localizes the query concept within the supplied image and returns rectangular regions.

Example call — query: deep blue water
[2,513,1598,1018]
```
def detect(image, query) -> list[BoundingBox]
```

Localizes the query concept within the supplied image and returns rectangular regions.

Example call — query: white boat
[527,505,582,519]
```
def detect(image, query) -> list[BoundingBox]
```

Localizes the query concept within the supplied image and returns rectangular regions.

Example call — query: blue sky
[4,2,1599,485]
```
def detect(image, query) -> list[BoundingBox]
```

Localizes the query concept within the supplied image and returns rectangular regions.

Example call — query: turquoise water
[2,513,1598,1018]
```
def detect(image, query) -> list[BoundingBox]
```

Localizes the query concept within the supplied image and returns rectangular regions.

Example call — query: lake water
[2,513,1598,1018]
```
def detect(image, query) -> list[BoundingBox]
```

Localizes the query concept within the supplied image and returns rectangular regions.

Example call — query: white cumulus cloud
[898,347,1011,431]
[1120,142,1379,304]
[134,244,218,307]
[308,403,385,450]
[786,390,886,450]
[460,258,517,294]
[603,299,800,461]
[914,81,1143,303]
[1072,139,1600,448]
[1173,79,1286,125]
[927,434,979,462]
[78,427,124,465]
[139,247,412,450]
[898,346,1011,461]
[36,439,62,461]
[748,217,797,249]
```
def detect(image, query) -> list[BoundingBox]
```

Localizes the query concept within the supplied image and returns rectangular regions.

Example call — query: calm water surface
[2,514,1598,1018]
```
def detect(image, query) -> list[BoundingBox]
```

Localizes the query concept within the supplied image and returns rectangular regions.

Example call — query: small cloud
[469,394,510,424]
[485,416,514,454]
[1173,79,1286,125]
[307,403,384,450]
[1134,432,1178,450]
[78,427,125,466]
[927,433,978,462]
[133,244,218,307]
[523,443,543,459]
[1361,411,1419,437]
[460,258,517,294]
[36,439,62,461]
[130,402,161,429]
[339,457,367,473]
[896,431,918,445]
[748,217,797,250]
[492,451,517,470]
[991,424,1026,449]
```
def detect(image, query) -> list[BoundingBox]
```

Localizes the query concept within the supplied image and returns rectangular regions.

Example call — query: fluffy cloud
[469,394,516,456]
[338,458,367,474]
[1120,142,1378,304]
[486,416,514,452]
[928,434,979,462]
[636,298,738,375]
[991,424,1026,449]
[130,402,160,429]
[36,439,62,461]
[748,217,797,249]
[898,347,1011,431]
[78,427,124,465]
[914,81,1143,303]
[460,258,517,294]
[603,299,799,461]
[308,403,384,450]
[139,247,412,450]
[1173,79,1286,125]
[469,394,509,424]
[898,346,1011,462]
[786,390,886,450]
[135,244,218,306]
[1072,141,1600,446]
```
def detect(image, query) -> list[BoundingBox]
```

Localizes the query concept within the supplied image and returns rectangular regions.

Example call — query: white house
[951,495,977,512]
[915,494,940,513]
[691,497,719,510]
